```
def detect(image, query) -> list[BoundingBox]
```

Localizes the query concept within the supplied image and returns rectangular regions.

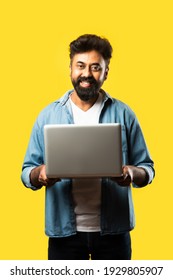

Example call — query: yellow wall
[0,0,172,260]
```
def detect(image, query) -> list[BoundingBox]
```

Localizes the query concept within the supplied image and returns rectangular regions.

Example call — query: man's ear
[104,67,109,80]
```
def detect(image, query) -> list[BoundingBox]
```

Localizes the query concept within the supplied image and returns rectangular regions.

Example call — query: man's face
[70,50,108,102]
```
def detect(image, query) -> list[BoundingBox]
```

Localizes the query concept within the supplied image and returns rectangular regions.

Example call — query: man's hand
[111,165,148,187]
[30,164,61,188]
[112,166,133,186]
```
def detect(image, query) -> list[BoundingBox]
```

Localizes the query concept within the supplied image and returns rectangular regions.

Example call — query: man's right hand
[30,164,61,188]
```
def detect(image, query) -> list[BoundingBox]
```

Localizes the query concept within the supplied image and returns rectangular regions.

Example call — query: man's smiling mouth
[80,81,92,88]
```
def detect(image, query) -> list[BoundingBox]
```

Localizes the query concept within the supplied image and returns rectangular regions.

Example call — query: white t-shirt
[70,92,103,124]
[70,93,103,232]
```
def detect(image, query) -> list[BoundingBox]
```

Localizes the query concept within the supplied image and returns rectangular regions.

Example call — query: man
[21,34,155,260]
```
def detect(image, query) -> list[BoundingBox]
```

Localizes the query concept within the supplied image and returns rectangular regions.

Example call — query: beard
[71,76,101,102]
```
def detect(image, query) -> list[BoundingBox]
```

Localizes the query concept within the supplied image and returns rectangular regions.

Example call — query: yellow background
[0,0,173,260]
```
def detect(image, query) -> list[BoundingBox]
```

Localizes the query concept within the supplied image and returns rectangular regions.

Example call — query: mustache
[77,76,97,84]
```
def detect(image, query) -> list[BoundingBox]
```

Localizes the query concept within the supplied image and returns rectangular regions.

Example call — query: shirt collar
[55,89,114,106]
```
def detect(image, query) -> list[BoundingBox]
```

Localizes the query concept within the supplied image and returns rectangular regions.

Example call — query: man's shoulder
[103,92,137,125]
[39,90,72,114]
[35,90,72,124]
[108,95,135,115]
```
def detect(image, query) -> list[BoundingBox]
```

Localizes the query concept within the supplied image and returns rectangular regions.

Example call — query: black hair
[69,34,113,65]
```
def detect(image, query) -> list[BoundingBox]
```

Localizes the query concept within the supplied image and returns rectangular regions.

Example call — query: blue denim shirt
[21,90,154,237]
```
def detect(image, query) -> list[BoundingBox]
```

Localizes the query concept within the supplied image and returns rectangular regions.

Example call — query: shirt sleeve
[21,120,44,191]
[127,115,155,187]
[137,164,154,184]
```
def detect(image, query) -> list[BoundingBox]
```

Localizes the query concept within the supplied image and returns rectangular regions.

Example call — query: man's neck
[70,91,99,112]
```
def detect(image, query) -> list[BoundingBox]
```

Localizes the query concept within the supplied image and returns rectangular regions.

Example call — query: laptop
[44,123,123,178]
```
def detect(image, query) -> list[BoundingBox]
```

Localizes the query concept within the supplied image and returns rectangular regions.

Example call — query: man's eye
[77,64,85,69]
[91,65,101,71]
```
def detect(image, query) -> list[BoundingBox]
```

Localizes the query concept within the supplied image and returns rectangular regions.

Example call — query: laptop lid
[44,123,123,178]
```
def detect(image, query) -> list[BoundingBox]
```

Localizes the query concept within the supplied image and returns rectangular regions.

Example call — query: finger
[39,166,48,182]
[38,177,48,186]
[118,176,131,186]
[122,166,133,182]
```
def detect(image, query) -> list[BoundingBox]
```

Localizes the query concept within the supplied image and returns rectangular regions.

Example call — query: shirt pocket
[121,125,129,165]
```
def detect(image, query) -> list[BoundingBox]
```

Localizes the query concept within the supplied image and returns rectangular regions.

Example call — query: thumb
[122,166,133,182]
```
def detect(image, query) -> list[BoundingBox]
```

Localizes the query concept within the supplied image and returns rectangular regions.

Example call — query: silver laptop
[44,123,123,178]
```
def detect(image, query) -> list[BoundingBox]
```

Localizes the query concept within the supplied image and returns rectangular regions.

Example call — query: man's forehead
[72,51,105,64]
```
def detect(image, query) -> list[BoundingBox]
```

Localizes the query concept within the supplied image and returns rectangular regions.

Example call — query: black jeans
[48,232,131,260]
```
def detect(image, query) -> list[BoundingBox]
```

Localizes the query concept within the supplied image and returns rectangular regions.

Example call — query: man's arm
[30,164,61,188]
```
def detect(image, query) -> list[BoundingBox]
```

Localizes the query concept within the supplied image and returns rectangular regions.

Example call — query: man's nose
[82,66,92,77]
